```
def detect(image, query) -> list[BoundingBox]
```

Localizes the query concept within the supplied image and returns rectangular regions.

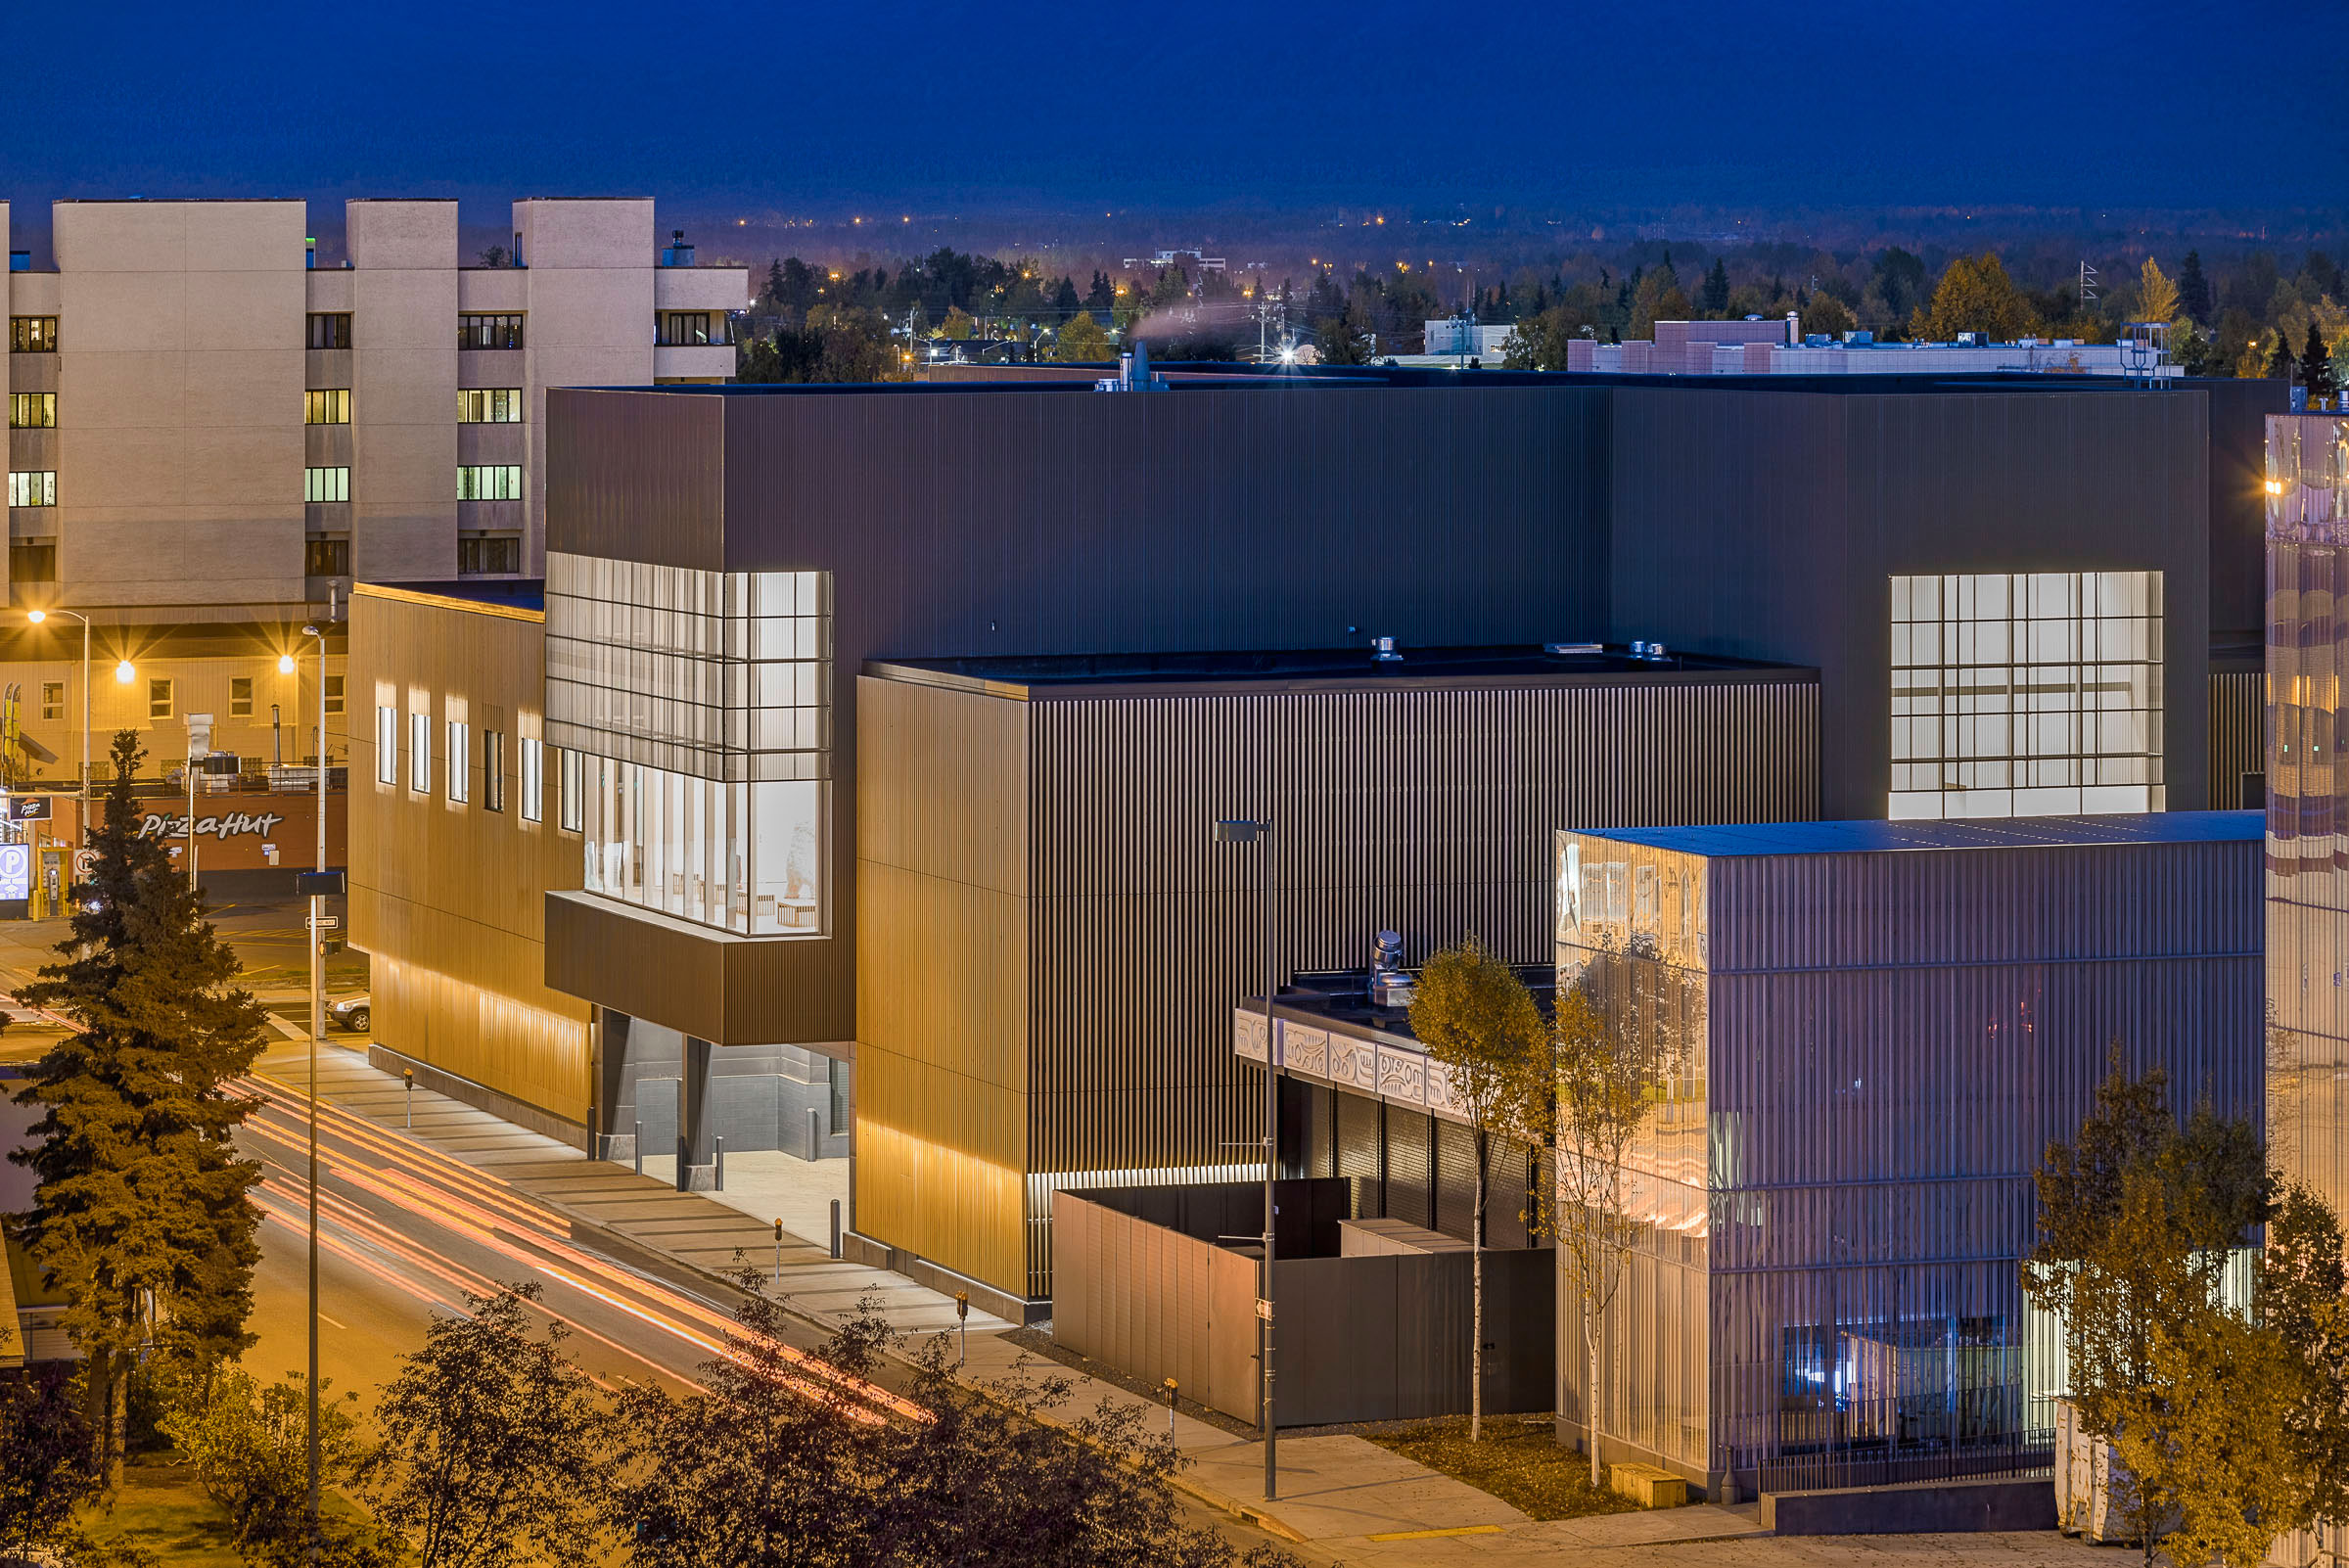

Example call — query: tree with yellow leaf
[1909,253,2039,342]
[2137,258,2181,326]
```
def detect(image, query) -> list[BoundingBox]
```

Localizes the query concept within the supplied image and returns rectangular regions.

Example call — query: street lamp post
[23,609,91,846]
[1212,814,1278,1501]
[299,621,329,1559]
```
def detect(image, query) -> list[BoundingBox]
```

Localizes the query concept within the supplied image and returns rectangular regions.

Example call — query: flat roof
[1577,811,2263,858]
[867,643,1813,698]
[356,579,546,619]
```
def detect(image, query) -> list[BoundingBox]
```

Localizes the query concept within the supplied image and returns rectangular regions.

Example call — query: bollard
[806,1104,821,1163]
[955,1291,970,1368]
[830,1197,842,1260]
[676,1135,687,1193]
[402,1068,415,1130]
[632,1119,643,1176]
[715,1135,725,1192]
[1164,1378,1179,1449]
[774,1219,784,1287]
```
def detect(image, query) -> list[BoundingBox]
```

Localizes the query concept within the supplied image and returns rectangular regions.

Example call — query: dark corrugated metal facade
[2208,668,2263,809]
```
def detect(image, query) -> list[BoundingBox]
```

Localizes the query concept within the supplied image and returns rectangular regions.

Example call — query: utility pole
[1212,814,1279,1500]
[298,617,334,1564]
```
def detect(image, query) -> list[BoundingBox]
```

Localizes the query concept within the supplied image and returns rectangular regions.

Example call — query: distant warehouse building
[353,368,2271,1319]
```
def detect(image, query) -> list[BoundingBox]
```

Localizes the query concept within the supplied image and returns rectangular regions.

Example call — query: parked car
[328,994,371,1034]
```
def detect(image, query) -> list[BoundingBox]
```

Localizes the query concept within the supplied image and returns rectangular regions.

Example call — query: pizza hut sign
[138,810,289,842]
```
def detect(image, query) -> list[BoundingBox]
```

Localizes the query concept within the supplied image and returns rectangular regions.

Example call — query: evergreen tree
[2179,251,2211,324]
[2269,329,2298,382]
[9,730,270,1479]
[1051,276,1081,314]
[1701,257,1730,316]
[2303,322,2335,400]
[1085,270,1116,312]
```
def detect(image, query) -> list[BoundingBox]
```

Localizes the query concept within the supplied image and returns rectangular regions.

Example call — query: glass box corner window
[456,465,522,502]
[9,471,56,508]
[546,557,836,937]
[457,313,525,350]
[304,466,349,504]
[1890,571,2164,821]
[375,705,397,784]
[304,389,350,425]
[408,711,431,793]
[456,388,524,424]
[9,392,55,429]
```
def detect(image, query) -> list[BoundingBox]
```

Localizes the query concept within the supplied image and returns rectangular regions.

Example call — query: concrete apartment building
[0,196,743,784]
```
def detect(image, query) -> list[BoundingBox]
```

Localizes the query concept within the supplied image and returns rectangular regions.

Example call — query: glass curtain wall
[546,552,832,938]
[1890,571,2163,820]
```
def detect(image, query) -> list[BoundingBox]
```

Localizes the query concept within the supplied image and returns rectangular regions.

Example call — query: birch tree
[1408,936,1546,1442]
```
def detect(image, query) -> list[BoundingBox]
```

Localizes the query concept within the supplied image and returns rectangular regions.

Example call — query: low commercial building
[1568,320,2183,379]
[352,368,2270,1318]
[1553,812,2262,1499]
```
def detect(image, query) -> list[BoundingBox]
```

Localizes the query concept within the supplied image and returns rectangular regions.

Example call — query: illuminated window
[519,735,544,823]
[148,679,172,720]
[446,719,470,803]
[375,705,397,785]
[1890,571,2164,820]
[409,711,430,793]
[456,388,524,423]
[9,317,58,352]
[304,390,350,425]
[559,747,582,833]
[9,392,54,429]
[456,465,522,501]
[457,313,525,350]
[304,467,349,503]
[230,677,253,717]
[305,313,351,350]
[40,682,62,721]
[9,471,56,507]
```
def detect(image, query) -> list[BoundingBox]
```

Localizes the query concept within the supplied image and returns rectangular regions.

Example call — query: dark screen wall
[1604,385,2215,819]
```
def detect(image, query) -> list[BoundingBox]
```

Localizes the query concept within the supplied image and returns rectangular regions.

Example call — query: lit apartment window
[519,735,544,822]
[456,389,524,423]
[559,746,583,832]
[1891,571,2165,819]
[447,719,470,803]
[483,730,505,812]
[457,313,525,350]
[304,390,351,425]
[230,677,253,717]
[305,537,350,576]
[409,711,431,793]
[9,472,56,507]
[305,313,352,350]
[40,682,61,721]
[149,679,172,720]
[458,535,521,576]
[304,467,349,504]
[375,705,397,785]
[324,674,345,716]
[9,317,58,353]
[9,393,54,429]
[657,311,717,346]
[10,541,56,584]
[456,466,522,502]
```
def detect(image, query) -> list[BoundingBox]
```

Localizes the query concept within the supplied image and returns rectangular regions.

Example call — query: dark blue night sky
[9,0,2339,218]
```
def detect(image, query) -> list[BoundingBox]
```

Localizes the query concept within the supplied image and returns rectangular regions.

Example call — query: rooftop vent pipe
[1369,930,1414,1008]
[1097,337,1167,392]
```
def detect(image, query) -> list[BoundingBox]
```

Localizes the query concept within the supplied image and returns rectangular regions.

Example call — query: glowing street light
[279,653,298,675]
[115,660,135,684]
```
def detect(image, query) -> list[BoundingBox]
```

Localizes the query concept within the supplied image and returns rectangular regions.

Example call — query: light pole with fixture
[1212,813,1279,1501]
[295,620,335,1558]
[23,608,91,845]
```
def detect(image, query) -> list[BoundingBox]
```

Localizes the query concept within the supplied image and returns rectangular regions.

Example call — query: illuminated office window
[304,466,349,503]
[9,392,54,429]
[376,705,397,785]
[1890,571,2163,820]
[456,388,524,423]
[304,390,350,425]
[519,735,544,823]
[8,471,56,507]
[446,719,470,803]
[409,711,430,793]
[456,464,522,501]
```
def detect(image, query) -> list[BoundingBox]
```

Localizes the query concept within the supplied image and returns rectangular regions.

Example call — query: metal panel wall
[2208,668,2263,809]
[1013,672,1820,1297]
